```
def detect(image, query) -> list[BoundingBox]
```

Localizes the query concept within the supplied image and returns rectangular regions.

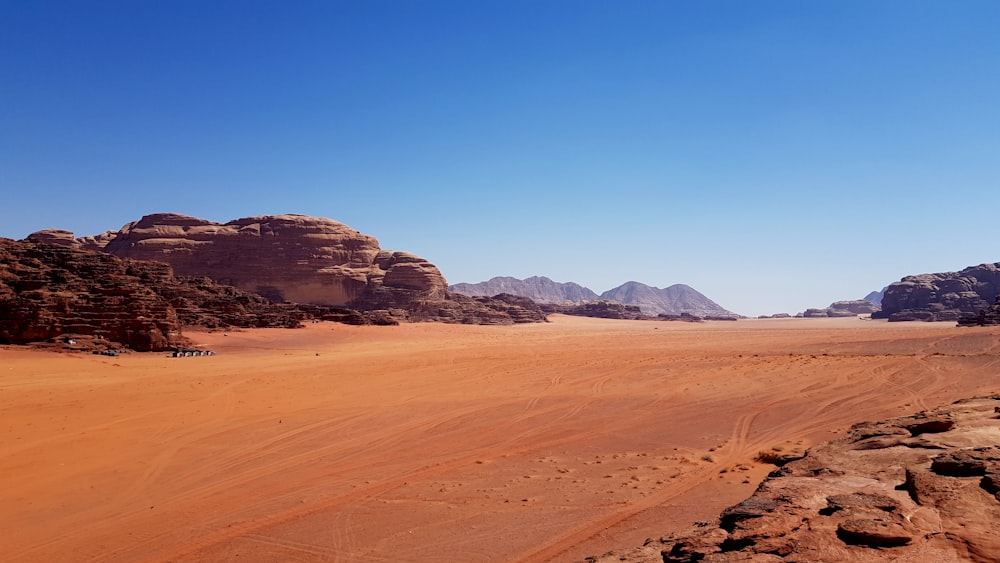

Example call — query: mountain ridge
[450,276,735,317]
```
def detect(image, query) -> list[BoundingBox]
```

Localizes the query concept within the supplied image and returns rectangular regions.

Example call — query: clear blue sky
[3,1,999,316]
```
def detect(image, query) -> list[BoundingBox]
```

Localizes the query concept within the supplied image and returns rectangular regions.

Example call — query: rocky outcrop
[450,277,735,318]
[25,228,118,251]
[599,282,735,317]
[25,214,544,326]
[0,238,353,350]
[0,238,187,351]
[874,263,1000,322]
[96,213,447,306]
[957,295,1000,327]
[801,299,880,318]
[450,276,600,303]
[594,396,1000,562]
[541,301,650,320]
[864,289,885,307]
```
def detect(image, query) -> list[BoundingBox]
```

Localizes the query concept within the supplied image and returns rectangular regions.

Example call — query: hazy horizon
[3,2,998,317]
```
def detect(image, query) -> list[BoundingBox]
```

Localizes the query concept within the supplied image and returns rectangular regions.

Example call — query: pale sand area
[2,315,1000,562]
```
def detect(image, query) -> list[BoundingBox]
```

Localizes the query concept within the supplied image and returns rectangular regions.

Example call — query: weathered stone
[836,518,913,547]
[875,263,1000,322]
[603,396,1000,562]
[450,276,600,303]
[28,213,545,325]
[930,447,1000,477]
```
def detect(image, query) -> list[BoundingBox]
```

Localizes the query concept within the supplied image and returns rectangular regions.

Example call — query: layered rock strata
[957,295,1000,327]
[95,213,448,307]
[0,239,187,351]
[594,396,1000,562]
[24,213,545,326]
[0,238,350,350]
[875,263,1000,322]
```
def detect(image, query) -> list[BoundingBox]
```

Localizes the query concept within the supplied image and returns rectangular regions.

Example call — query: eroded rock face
[595,396,1000,562]
[875,263,1000,322]
[541,300,650,320]
[25,214,544,326]
[0,238,329,350]
[957,295,1000,327]
[99,213,447,306]
[0,238,186,351]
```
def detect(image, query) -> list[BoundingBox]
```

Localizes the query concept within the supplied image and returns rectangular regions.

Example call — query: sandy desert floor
[2,315,1000,562]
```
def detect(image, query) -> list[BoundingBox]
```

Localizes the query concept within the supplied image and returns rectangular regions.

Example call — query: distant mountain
[449,276,599,303]
[599,281,734,317]
[864,289,885,306]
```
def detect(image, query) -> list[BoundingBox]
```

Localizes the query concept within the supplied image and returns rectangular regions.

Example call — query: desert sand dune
[2,315,999,562]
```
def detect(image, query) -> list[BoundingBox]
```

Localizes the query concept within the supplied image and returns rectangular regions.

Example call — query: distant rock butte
[596,395,1000,562]
[450,276,600,303]
[875,263,1000,322]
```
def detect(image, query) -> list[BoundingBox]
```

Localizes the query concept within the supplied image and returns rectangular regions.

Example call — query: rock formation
[600,282,736,318]
[800,299,880,318]
[540,301,650,320]
[0,238,186,351]
[1,236,474,351]
[957,295,1000,327]
[874,263,1000,322]
[2,239,177,351]
[25,228,117,251]
[95,213,447,306]
[450,276,600,303]
[593,396,1000,562]
[23,213,545,326]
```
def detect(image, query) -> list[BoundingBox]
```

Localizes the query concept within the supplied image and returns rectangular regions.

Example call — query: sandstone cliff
[96,213,447,306]
[874,263,1000,322]
[595,396,1000,562]
[25,213,544,326]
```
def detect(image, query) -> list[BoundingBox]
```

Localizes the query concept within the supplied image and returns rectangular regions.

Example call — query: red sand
[2,315,999,562]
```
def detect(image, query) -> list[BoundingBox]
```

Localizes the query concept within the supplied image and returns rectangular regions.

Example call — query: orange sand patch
[2,315,999,562]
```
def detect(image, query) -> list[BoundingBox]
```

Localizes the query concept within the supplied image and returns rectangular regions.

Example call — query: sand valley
[3,316,999,562]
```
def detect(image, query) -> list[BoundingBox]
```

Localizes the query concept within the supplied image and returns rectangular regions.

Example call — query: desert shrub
[754,450,785,464]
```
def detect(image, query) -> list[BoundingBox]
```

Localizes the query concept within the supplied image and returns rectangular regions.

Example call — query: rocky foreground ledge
[596,395,1000,562]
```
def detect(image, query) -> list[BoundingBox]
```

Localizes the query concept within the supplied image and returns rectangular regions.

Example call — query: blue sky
[2,1,999,316]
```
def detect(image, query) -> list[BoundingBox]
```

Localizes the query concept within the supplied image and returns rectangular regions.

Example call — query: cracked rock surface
[594,395,1000,562]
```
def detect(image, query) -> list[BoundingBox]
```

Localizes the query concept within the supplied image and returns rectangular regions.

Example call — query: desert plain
[2,315,1000,562]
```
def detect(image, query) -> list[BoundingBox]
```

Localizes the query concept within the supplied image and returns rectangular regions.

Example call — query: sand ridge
[2,315,999,561]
